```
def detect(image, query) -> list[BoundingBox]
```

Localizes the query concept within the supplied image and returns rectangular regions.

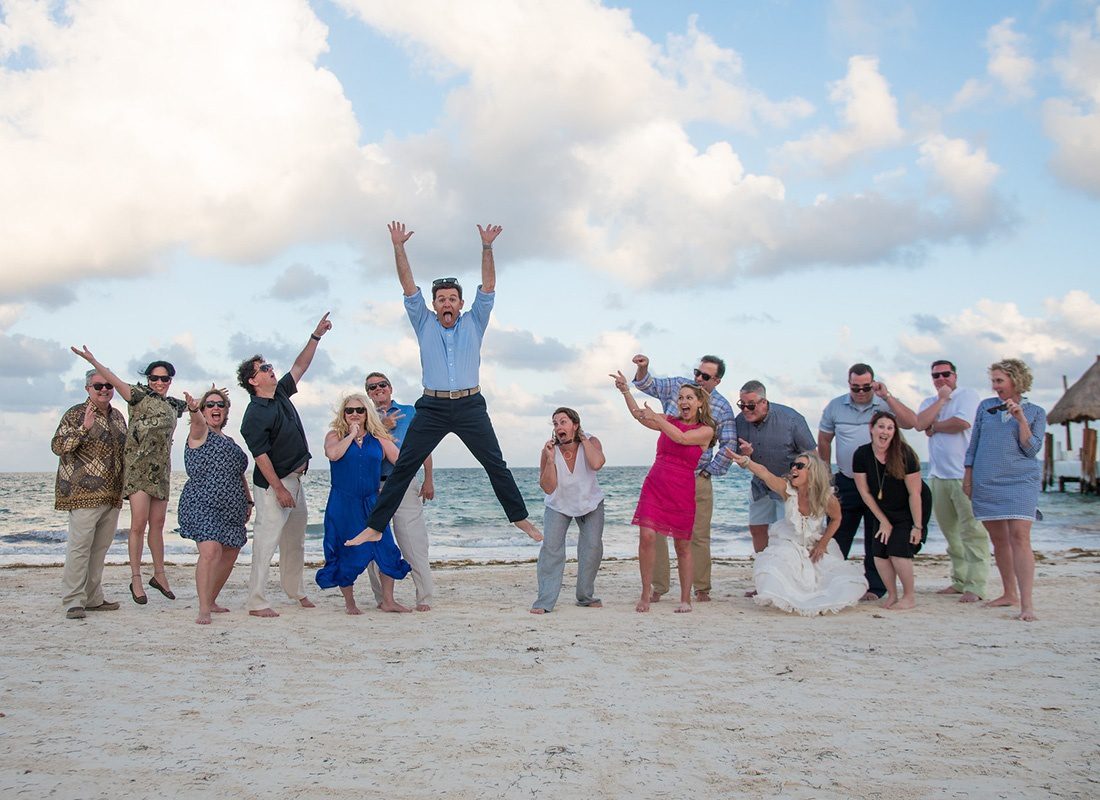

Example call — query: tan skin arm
[539,440,559,495]
[254,453,294,508]
[808,495,843,563]
[388,221,418,297]
[70,346,133,403]
[289,313,332,384]
[725,450,790,498]
[419,455,434,501]
[817,430,834,466]
[873,381,917,429]
[183,392,209,449]
[853,472,892,538]
[580,434,606,471]
[478,224,502,293]
[903,471,923,544]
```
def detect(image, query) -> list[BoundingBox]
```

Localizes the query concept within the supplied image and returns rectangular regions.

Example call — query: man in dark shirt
[237,313,331,618]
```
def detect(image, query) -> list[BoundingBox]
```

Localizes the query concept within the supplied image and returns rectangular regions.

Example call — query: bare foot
[694,590,711,602]
[860,592,880,602]
[379,599,412,613]
[744,590,758,598]
[211,604,231,613]
[530,608,547,615]
[958,592,981,603]
[515,519,543,542]
[983,595,1018,608]
[649,592,662,602]
[937,586,962,595]
[299,597,316,608]
[249,608,279,618]
[675,602,693,613]
[415,603,432,612]
[345,527,383,546]
[345,604,363,616]
[881,596,898,609]
[1017,609,1038,621]
[196,612,212,625]
[889,597,916,611]
[636,597,650,613]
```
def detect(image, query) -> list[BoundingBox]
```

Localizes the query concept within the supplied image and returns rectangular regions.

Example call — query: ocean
[3,467,1098,566]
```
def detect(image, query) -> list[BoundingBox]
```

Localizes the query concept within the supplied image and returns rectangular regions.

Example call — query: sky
[2,0,1099,473]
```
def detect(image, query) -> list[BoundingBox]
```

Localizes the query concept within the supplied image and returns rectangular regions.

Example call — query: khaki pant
[246,474,308,611]
[61,505,121,608]
[369,477,434,607]
[931,477,989,596]
[652,474,713,596]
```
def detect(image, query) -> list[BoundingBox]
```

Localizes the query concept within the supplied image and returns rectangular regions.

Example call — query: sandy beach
[1,553,1097,799]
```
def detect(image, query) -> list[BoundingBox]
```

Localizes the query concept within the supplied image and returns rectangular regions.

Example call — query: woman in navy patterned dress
[964,359,1046,621]
[178,388,253,624]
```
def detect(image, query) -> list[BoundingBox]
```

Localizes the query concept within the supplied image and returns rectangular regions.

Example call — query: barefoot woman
[612,371,715,613]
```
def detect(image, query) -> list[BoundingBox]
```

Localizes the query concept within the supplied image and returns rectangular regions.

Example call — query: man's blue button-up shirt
[404,286,494,391]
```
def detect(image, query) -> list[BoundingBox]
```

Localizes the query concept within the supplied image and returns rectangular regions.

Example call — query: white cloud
[0,0,371,297]
[777,55,904,170]
[948,77,990,112]
[1043,8,1100,198]
[916,134,1001,218]
[986,18,1036,100]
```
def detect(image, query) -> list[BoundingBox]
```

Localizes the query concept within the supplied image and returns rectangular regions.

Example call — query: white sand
[1,553,1097,799]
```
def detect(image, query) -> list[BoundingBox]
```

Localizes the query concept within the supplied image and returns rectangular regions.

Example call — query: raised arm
[289,312,332,384]
[70,346,132,403]
[873,381,917,429]
[183,392,209,448]
[539,438,559,494]
[580,434,606,471]
[726,449,790,497]
[388,221,417,297]
[478,223,502,293]
[611,370,656,429]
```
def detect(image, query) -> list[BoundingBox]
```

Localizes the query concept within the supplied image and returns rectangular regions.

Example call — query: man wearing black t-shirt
[237,313,332,618]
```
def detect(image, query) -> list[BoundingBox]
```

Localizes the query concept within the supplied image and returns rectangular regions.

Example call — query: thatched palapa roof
[1048,355,1100,424]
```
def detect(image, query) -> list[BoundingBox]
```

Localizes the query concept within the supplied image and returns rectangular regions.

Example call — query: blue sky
[2,0,1098,472]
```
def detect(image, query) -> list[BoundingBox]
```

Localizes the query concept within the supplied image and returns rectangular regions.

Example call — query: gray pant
[532,501,604,612]
[369,477,434,607]
[61,505,121,608]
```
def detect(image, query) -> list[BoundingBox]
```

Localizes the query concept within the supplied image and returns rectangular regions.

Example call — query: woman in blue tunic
[317,394,411,614]
[178,387,252,624]
[964,359,1046,621]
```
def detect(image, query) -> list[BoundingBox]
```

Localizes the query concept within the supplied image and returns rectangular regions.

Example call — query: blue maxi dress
[964,398,1047,522]
[316,436,410,589]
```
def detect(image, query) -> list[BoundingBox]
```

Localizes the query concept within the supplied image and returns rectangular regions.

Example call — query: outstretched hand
[312,312,332,339]
[726,447,750,468]
[71,345,95,364]
[388,220,413,245]
[638,402,661,424]
[183,391,199,413]
[478,224,503,245]
[609,370,629,393]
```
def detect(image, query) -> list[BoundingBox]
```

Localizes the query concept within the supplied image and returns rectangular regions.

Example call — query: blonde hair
[330,393,393,441]
[797,451,835,519]
[679,384,718,448]
[989,358,1033,394]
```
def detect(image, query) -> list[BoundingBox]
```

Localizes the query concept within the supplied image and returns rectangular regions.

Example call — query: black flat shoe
[130,581,148,605]
[149,575,176,600]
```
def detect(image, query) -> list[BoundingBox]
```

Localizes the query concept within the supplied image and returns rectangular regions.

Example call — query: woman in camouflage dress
[72,347,187,604]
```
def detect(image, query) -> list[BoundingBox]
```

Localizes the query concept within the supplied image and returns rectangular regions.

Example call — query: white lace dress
[753,483,868,616]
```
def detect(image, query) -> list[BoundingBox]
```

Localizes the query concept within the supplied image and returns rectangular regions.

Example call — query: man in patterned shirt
[52,369,128,619]
[632,353,736,602]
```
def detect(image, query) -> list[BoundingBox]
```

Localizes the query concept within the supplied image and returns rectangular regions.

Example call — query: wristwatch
[698,469,712,480]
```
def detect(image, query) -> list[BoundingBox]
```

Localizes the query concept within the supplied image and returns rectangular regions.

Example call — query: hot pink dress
[632,417,703,539]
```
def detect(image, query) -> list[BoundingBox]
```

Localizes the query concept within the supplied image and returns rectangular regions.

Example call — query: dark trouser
[366,393,528,531]
[832,472,886,597]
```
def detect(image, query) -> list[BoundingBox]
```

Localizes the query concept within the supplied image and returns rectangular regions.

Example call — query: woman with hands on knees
[728,448,867,615]
[852,411,932,611]
[531,407,607,614]
[177,387,252,624]
[317,394,411,615]
[964,358,1046,621]
[71,346,187,604]
[611,370,715,614]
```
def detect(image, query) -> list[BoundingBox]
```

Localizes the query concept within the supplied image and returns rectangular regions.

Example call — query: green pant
[931,477,989,596]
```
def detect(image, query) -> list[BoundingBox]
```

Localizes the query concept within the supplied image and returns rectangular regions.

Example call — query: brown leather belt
[423,386,481,399]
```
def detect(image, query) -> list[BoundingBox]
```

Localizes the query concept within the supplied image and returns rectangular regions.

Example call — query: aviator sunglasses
[366,380,390,391]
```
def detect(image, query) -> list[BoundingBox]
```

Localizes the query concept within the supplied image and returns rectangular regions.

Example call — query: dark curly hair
[236,354,264,396]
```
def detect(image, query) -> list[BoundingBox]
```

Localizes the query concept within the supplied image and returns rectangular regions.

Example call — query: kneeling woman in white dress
[729,449,868,615]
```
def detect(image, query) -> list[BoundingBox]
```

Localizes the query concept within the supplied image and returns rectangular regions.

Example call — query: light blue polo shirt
[818,393,890,478]
[404,286,493,392]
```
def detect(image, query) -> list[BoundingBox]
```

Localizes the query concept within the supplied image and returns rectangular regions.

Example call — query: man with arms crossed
[818,363,915,600]
[52,369,128,619]
[632,353,735,602]
[365,371,436,611]
[887,360,987,601]
[347,222,541,547]
[237,313,332,618]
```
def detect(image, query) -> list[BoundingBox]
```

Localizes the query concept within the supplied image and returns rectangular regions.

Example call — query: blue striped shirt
[405,287,493,391]
[633,374,735,476]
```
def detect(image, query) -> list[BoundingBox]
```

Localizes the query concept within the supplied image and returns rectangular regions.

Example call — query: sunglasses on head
[693,369,714,381]
[849,384,874,393]
[147,374,171,383]
[366,380,390,391]
[737,400,763,411]
[931,371,954,379]
[789,461,808,472]
[432,277,460,288]
[257,364,274,373]
[203,400,227,409]
[344,406,367,415]
[90,382,112,392]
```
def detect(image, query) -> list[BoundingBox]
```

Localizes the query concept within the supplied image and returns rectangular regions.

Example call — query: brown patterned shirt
[52,402,128,510]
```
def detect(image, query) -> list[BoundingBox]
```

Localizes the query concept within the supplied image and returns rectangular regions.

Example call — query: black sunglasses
[203,401,227,409]
[789,461,808,471]
[147,374,172,383]
[257,364,274,373]
[366,381,390,391]
[849,384,874,393]
[737,400,764,411]
[432,277,460,288]
[931,371,954,379]
[90,382,113,391]
[693,369,714,381]
[344,406,367,415]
